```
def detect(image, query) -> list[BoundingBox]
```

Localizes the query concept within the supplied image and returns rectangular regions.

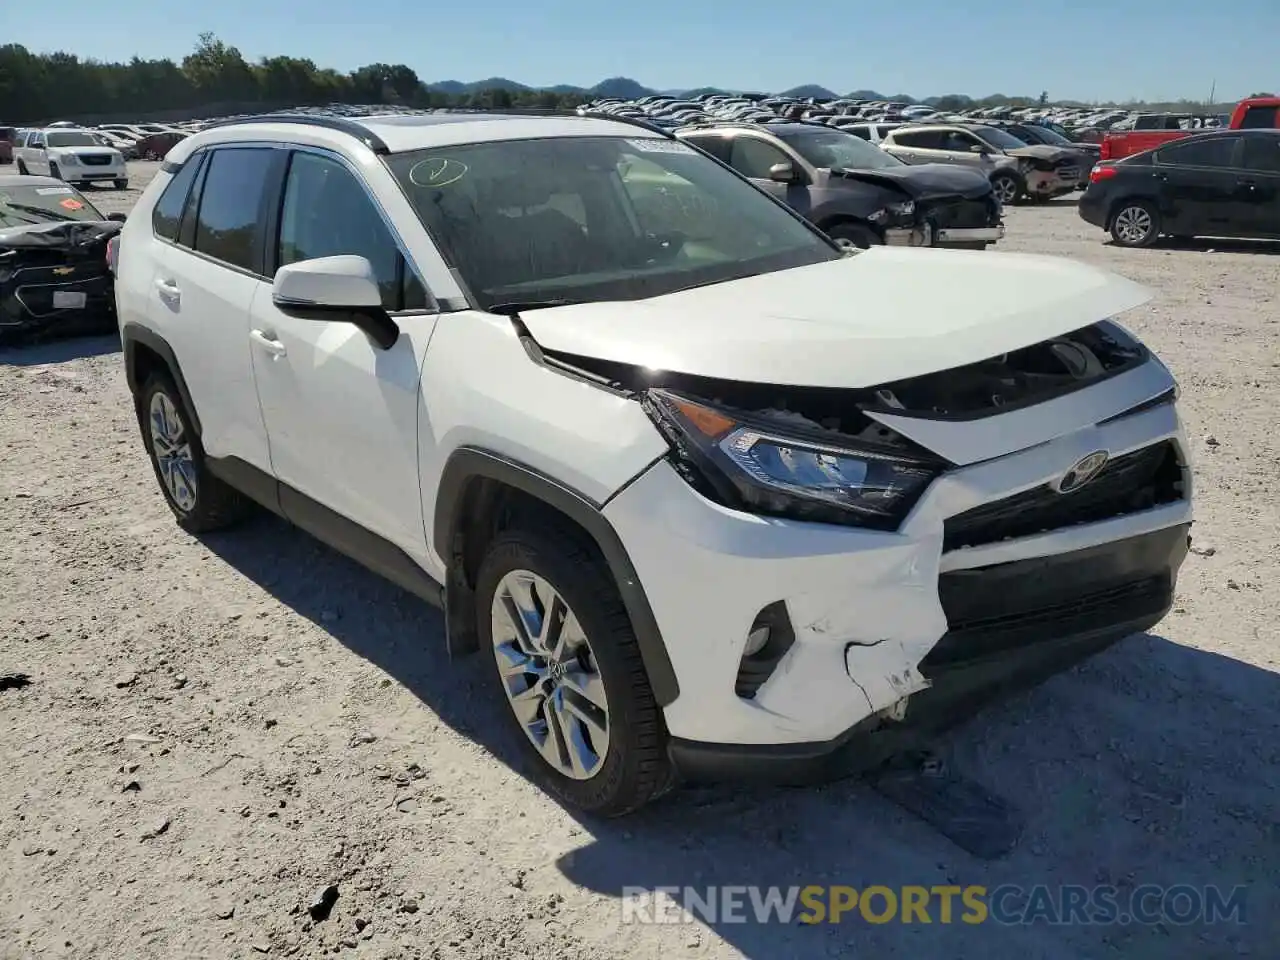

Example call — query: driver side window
[943,131,982,152]
[277,151,428,312]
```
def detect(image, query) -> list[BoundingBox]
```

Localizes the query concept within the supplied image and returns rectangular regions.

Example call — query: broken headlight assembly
[644,388,941,531]
[868,200,915,224]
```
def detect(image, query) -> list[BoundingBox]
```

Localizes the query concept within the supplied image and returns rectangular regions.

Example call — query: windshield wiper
[486,298,580,316]
[1,202,79,223]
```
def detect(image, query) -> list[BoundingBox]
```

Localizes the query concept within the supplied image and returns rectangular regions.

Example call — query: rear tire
[824,221,881,249]
[475,521,673,817]
[114,179,129,190]
[138,372,253,533]
[1109,200,1160,247]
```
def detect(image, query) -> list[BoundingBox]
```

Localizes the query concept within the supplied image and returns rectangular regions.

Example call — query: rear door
[145,145,279,472]
[1236,134,1280,238]
[1153,136,1244,237]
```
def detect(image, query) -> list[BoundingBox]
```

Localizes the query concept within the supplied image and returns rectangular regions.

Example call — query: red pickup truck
[1100,97,1280,160]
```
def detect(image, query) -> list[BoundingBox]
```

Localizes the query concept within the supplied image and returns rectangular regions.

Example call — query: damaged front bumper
[602,369,1192,782]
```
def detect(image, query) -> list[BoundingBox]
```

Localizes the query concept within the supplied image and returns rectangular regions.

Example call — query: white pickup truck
[14,127,128,190]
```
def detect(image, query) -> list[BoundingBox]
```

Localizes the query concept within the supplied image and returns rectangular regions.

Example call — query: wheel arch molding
[432,446,680,707]
[120,322,203,438]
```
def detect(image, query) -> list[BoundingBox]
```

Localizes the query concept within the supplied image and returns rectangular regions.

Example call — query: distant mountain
[589,77,654,100]
[427,77,532,94]
[780,84,838,99]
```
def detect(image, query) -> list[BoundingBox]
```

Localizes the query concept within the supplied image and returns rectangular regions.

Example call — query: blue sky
[4,0,1275,103]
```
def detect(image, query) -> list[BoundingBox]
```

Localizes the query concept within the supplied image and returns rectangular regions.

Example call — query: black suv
[678,122,1005,250]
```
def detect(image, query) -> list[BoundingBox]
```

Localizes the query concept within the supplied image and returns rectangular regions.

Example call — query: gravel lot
[2,161,1277,960]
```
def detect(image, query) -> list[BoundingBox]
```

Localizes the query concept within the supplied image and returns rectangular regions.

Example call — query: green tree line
[0,33,590,124]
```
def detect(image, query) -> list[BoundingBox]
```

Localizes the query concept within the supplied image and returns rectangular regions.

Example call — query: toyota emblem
[1053,451,1110,494]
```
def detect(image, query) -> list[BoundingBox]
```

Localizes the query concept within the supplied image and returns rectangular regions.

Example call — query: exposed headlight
[60,154,79,165]
[645,388,940,530]
[868,200,914,223]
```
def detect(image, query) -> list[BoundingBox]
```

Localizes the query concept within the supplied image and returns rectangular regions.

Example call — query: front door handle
[250,329,287,359]
[154,277,180,298]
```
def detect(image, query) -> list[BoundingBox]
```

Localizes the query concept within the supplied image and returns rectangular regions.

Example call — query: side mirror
[969,144,990,154]
[272,255,399,350]
[106,212,127,223]
[768,162,798,183]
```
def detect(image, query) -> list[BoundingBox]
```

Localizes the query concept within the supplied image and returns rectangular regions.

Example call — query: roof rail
[437,107,677,139]
[198,113,390,153]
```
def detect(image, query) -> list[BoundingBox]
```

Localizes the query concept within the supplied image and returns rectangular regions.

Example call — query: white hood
[519,247,1152,388]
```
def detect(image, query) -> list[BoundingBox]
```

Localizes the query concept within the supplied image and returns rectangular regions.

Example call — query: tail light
[106,235,120,275]
[1089,165,1119,184]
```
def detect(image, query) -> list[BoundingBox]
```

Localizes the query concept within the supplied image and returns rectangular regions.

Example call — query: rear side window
[151,154,205,241]
[681,135,732,163]
[1157,136,1237,168]
[890,129,945,149]
[1240,136,1280,173]
[192,148,276,273]
[1238,106,1278,130]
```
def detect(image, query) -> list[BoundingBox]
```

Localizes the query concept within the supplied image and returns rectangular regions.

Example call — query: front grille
[928,197,997,230]
[943,441,1183,552]
[79,154,113,166]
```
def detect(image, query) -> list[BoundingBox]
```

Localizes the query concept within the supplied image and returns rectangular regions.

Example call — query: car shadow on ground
[1105,237,1280,256]
[203,513,1279,960]
[0,332,121,366]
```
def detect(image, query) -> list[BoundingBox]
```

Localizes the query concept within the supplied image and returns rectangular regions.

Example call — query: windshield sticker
[625,138,695,154]
[36,187,74,196]
[408,157,469,188]
[59,198,84,211]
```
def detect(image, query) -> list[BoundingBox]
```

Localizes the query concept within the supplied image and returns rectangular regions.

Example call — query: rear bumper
[1078,191,1109,228]
[670,523,1190,785]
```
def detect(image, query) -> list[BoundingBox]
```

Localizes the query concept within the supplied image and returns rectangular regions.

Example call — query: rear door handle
[154,277,180,297]
[250,329,287,359]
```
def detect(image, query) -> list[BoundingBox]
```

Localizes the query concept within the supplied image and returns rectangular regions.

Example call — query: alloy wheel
[148,390,198,512]
[490,570,610,780]
[1113,206,1153,244]
[993,176,1019,204]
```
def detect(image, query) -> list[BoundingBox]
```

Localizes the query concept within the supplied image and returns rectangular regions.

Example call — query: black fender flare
[120,322,203,437]
[433,447,680,707]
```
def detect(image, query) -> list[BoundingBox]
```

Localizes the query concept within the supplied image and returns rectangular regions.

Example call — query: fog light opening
[735,601,797,700]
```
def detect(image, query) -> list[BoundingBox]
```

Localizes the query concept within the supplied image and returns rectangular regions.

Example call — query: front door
[726,135,812,214]
[247,148,438,557]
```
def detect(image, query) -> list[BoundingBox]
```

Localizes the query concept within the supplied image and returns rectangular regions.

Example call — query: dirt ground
[1,162,1277,960]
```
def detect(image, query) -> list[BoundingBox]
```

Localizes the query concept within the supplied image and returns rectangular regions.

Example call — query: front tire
[1109,200,1160,247]
[138,373,252,533]
[990,173,1021,205]
[16,159,29,175]
[476,523,672,817]
[114,179,129,190]
[824,221,881,249]
[49,162,62,181]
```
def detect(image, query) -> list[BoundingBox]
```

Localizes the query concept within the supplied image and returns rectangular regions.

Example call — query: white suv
[15,127,129,189]
[114,111,1193,816]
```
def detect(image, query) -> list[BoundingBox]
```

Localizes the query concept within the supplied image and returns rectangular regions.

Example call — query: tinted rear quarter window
[682,135,732,163]
[1157,136,1237,168]
[890,130,945,149]
[152,154,205,241]
[1238,106,1278,130]
[1240,135,1280,173]
[192,148,277,273]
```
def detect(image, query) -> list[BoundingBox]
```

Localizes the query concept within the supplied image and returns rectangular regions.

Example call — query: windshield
[1023,125,1073,146]
[0,183,103,228]
[777,129,903,170]
[971,126,1031,151]
[384,136,839,311]
[46,131,102,148]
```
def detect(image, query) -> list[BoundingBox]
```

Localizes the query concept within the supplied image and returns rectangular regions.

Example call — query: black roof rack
[199,113,390,153]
